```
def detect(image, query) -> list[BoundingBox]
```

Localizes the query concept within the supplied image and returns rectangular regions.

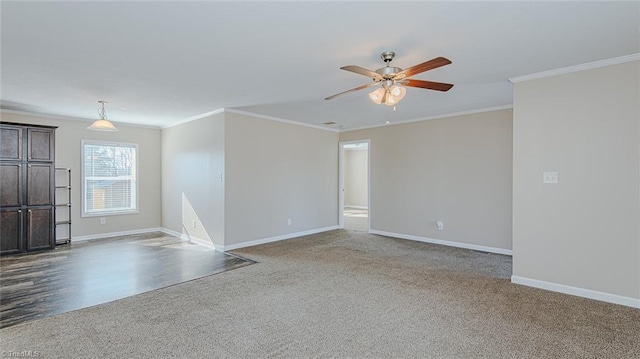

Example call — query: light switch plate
[543,171,559,184]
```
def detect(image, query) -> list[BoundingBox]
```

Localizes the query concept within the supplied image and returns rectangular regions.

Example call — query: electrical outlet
[436,221,444,230]
[287,218,292,226]
[543,171,559,184]
[100,217,106,225]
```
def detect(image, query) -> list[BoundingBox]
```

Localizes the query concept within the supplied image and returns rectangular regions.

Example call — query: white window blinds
[82,141,138,216]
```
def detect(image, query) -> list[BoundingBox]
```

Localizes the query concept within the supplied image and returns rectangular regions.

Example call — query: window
[82,140,138,216]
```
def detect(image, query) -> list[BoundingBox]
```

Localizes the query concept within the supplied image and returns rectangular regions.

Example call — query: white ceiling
[2,1,638,130]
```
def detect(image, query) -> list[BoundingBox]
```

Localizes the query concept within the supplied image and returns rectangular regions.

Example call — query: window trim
[81,139,139,217]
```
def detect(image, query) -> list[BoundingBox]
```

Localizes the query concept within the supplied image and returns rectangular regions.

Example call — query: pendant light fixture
[87,101,119,131]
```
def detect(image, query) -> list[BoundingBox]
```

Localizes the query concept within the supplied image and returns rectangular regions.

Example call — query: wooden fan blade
[340,65,384,80]
[325,82,380,100]
[401,79,454,92]
[395,57,452,79]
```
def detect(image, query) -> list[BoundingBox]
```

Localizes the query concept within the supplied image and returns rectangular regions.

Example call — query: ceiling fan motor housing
[377,52,401,79]
[376,66,403,79]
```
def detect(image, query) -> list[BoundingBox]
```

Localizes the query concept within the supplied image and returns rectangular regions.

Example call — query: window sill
[81,210,139,218]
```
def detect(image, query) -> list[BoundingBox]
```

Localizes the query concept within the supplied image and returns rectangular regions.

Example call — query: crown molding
[224,108,340,132]
[509,53,640,83]
[3,104,515,134]
[341,105,513,133]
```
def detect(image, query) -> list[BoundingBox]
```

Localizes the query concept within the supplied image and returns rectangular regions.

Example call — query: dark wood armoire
[1,122,57,254]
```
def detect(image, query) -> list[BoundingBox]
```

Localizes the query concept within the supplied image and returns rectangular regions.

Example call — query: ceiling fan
[325,51,453,106]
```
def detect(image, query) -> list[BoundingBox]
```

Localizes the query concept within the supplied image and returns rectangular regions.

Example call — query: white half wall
[340,109,513,251]
[161,113,225,247]
[224,111,339,247]
[0,111,162,238]
[512,60,640,301]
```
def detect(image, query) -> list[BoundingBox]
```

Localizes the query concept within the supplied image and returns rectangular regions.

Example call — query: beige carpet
[1,230,639,358]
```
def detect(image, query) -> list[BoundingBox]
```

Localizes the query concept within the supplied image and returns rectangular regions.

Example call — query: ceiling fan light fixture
[368,87,385,105]
[384,85,406,106]
[390,85,406,98]
[87,101,119,132]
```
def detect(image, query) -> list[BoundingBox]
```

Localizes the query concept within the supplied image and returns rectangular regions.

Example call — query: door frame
[338,139,371,231]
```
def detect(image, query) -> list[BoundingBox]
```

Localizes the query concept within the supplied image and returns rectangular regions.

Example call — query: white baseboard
[159,228,216,250]
[186,236,215,249]
[72,227,166,242]
[344,205,368,210]
[511,275,640,309]
[159,227,182,238]
[218,225,339,252]
[72,227,217,251]
[368,229,513,256]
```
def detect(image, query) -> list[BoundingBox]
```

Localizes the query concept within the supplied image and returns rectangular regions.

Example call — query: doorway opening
[339,140,370,232]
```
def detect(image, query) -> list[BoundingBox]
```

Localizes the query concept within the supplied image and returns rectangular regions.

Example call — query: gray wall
[512,60,640,300]
[340,109,513,251]
[161,113,225,246]
[344,148,368,208]
[1,111,162,237]
[224,112,339,246]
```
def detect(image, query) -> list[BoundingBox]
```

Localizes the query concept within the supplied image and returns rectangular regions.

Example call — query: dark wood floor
[0,232,254,328]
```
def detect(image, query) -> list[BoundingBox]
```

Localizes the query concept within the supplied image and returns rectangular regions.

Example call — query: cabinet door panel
[0,163,22,207]
[27,128,54,162]
[1,208,23,254]
[27,163,53,206]
[0,126,23,161]
[27,207,54,250]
